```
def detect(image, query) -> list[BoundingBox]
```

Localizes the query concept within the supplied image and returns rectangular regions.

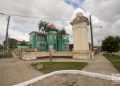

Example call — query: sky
[0,0,120,45]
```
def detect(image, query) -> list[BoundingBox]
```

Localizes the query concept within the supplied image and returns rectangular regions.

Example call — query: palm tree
[38,20,48,32]
[38,20,43,32]
[43,22,48,32]
[57,29,66,35]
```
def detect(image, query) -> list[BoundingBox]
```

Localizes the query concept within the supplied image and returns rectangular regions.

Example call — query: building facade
[29,24,69,52]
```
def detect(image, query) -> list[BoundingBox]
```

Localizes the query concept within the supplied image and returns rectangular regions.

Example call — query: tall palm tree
[43,22,48,32]
[38,20,48,32]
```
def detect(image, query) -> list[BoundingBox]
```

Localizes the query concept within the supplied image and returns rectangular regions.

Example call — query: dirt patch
[31,74,112,86]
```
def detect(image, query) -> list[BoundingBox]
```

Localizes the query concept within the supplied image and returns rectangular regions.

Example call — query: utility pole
[89,15,94,51]
[5,16,10,52]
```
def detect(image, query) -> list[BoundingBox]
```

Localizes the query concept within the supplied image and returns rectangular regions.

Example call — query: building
[29,24,69,52]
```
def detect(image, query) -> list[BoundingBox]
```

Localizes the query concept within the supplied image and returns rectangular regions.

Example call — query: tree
[45,25,53,32]
[57,29,67,35]
[38,20,49,32]
[115,36,120,50]
[0,44,3,51]
[19,40,28,46]
[102,36,119,53]
[3,38,17,49]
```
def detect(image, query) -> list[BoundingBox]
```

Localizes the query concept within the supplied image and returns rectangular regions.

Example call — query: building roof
[48,24,56,29]
[29,31,47,35]
[47,24,58,32]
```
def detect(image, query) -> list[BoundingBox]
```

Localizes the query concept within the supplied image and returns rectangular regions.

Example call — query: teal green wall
[57,35,69,51]
[29,31,69,52]
[47,30,57,51]
[17,45,28,48]
[36,34,47,51]
[47,31,57,44]
[30,34,36,48]
[57,35,62,51]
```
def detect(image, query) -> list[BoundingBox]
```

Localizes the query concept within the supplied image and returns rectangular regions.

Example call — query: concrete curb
[13,70,119,86]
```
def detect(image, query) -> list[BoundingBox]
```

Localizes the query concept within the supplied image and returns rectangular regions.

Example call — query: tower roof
[48,24,56,29]
[70,12,89,25]
[47,24,58,32]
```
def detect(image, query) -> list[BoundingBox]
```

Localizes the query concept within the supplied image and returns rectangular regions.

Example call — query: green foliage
[57,29,67,35]
[32,62,87,73]
[45,26,53,32]
[4,51,13,58]
[115,36,120,50]
[38,20,68,35]
[38,20,69,39]
[0,44,3,51]
[19,40,28,46]
[102,36,120,53]
[3,38,17,49]
[38,20,49,32]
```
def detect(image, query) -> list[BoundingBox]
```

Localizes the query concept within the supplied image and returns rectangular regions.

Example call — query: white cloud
[0,0,74,43]
[82,0,120,21]
[65,24,73,44]
[81,0,120,45]
[0,0,120,46]
[9,29,29,41]
[0,15,8,43]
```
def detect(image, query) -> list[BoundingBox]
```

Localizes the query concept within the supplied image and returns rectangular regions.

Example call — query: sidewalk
[0,53,118,86]
[0,52,90,86]
[0,53,42,86]
[83,54,118,75]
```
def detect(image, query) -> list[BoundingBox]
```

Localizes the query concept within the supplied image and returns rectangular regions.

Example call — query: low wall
[14,48,91,60]
[22,52,73,60]
[73,50,90,59]
[13,48,37,59]
[13,48,22,58]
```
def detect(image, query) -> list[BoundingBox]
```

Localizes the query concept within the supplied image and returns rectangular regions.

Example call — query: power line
[0,12,71,21]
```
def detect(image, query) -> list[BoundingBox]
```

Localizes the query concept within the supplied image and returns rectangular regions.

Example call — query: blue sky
[64,0,84,8]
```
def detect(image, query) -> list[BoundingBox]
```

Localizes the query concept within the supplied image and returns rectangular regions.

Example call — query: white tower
[71,12,90,59]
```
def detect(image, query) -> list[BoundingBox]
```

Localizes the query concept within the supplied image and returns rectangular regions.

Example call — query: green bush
[4,51,13,58]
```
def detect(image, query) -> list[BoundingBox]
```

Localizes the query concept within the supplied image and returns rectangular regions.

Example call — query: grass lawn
[103,54,120,72]
[32,62,87,73]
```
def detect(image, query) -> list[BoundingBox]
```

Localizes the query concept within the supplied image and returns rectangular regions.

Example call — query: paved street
[32,54,119,86]
[0,53,89,86]
[83,54,118,75]
[0,53,119,86]
[0,55,42,86]
[32,74,112,86]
